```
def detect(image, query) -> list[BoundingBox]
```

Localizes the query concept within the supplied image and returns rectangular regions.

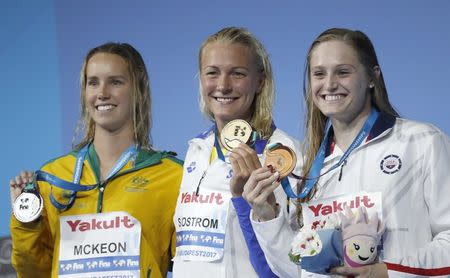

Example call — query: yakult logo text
[308,195,374,217]
[181,191,224,205]
[67,215,135,232]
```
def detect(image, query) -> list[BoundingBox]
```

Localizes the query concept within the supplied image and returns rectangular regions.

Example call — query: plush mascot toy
[339,206,385,267]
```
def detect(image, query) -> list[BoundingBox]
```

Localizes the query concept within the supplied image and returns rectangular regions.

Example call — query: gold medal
[220,119,253,151]
[264,143,296,178]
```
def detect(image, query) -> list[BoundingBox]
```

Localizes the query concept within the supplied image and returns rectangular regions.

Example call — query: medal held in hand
[13,180,44,223]
[264,143,297,178]
[220,119,253,151]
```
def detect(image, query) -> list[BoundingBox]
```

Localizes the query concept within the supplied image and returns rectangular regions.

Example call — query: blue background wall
[1,0,449,239]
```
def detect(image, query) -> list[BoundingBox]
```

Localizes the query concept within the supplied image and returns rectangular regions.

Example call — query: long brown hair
[74,42,152,150]
[300,28,399,201]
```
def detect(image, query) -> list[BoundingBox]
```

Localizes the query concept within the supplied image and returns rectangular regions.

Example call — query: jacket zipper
[95,157,163,213]
[97,182,105,212]
[338,159,347,182]
[195,171,207,196]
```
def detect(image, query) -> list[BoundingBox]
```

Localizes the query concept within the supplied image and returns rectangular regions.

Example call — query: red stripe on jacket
[386,262,450,276]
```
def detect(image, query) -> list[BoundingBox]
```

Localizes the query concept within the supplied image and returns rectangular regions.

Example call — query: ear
[372,65,381,80]
[373,65,380,76]
[368,66,380,89]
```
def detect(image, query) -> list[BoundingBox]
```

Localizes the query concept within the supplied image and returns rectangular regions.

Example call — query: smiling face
[343,236,378,266]
[200,42,263,131]
[85,52,133,135]
[309,40,372,125]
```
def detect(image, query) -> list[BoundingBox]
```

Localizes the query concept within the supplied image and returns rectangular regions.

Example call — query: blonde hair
[300,28,399,201]
[74,42,152,150]
[198,27,275,139]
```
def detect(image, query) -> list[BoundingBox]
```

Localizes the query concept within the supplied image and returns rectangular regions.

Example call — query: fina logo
[380,154,402,174]
[187,161,196,173]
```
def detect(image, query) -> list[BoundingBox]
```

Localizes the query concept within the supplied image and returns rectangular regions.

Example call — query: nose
[97,83,110,100]
[325,75,338,92]
[216,74,231,93]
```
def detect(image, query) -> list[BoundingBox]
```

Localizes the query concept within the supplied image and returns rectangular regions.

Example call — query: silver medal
[13,191,44,223]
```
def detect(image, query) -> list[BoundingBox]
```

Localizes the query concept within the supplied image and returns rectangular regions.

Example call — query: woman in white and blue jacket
[172,27,302,278]
[243,28,450,278]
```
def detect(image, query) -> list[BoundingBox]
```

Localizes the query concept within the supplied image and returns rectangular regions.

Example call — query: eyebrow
[311,64,357,70]
[108,75,128,79]
[203,65,250,71]
[86,75,128,79]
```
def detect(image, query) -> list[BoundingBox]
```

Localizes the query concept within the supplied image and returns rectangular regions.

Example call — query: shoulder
[194,126,215,140]
[39,151,78,173]
[136,148,183,168]
[186,127,215,154]
[386,118,450,155]
[161,151,184,166]
[393,118,447,140]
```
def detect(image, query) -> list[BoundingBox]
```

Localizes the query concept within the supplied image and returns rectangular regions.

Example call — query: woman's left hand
[329,263,388,278]
[228,143,261,197]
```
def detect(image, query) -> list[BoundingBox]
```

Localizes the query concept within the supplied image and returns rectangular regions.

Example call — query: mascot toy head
[339,206,385,267]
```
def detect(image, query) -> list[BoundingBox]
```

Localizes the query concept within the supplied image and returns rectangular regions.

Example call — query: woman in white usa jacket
[172,27,302,278]
[243,28,450,278]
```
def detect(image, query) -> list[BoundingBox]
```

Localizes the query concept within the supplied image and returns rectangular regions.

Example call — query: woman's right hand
[242,166,280,222]
[9,171,34,207]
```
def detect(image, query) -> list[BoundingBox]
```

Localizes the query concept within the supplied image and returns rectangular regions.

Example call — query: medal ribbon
[41,143,138,210]
[282,108,379,199]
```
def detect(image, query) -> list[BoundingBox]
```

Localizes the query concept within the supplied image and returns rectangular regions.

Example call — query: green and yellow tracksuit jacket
[10,145,183,278]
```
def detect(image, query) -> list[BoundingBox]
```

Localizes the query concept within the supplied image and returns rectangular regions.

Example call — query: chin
[214,113,240,123]
[320,109,343,118]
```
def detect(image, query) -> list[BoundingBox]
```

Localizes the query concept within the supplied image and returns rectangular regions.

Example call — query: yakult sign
[301,192,382,226]
[58,211,141,277]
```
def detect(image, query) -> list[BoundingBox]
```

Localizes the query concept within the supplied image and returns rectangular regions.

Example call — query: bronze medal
[264,143,296,178]
[220,119,253,151]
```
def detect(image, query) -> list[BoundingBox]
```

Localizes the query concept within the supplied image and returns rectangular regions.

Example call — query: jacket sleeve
[232,197,278,278]
[10,212,53,277]
[250,203,300,278]
[386,131,450,277]
[248,129,301,278]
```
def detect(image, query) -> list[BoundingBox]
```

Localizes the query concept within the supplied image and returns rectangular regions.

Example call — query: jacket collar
[326,112,396,157]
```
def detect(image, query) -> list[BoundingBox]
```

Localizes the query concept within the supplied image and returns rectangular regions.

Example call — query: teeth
[324,95,343,101]
[215,97,234,103]
[97,105,115,111]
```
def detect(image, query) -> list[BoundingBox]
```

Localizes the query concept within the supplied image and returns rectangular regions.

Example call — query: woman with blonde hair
[10,42,182,278]
[172,27,301,277]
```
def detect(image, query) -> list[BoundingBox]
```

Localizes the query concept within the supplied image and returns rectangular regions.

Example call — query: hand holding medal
[220,119,262,197]
[10,171,44,223]
[263,143,297,179]
[241,142,297,221]
[223,119,297,221]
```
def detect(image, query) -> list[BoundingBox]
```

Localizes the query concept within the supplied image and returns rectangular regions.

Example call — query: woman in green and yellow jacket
[9,42,182,278]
